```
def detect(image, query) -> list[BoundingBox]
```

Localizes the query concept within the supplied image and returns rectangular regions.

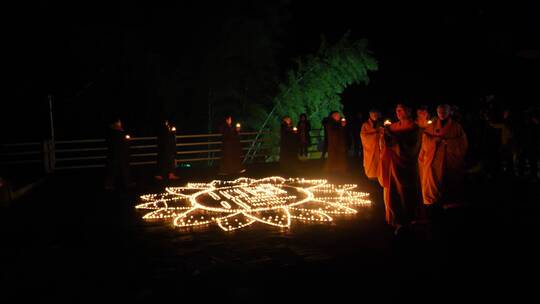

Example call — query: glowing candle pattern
[136,177,371,231]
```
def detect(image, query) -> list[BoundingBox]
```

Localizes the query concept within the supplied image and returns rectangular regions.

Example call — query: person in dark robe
[155,120,179,181]
[324,111,348,175]
[297,113,311,158]
[280,116,299,169]
[219,115,244,175]
[104,118,134,190]
[320,115,330,160]
[378,104,420,234]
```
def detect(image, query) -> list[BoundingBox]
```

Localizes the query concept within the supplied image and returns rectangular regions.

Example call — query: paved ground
[1,160,538,302]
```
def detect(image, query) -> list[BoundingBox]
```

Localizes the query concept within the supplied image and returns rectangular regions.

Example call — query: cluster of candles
[135,176,371,231]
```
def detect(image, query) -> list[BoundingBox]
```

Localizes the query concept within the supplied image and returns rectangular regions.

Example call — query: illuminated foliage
[247,33,377,159]
[273,33,377,127]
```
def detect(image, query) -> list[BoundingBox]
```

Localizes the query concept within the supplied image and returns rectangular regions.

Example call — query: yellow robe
[360,120,380,179]
[419,118,468,205]
[378,120,420,226]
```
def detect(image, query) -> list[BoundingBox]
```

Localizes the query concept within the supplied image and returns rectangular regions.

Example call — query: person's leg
[121,161,134,188]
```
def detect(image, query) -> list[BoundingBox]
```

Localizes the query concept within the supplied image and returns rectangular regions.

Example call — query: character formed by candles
[280,116,299,169]
[219,115,245,175]
[360,109,382,180]
[155,119,180,181]
[297,113,311,158]
[378,104,420,234]
[419,104,468,209]
[105,118,134,190]
[324,111,348,175]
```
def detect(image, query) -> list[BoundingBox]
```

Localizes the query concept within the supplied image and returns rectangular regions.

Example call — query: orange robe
[419,118,467,205]
[360,120,380,179]
[378,121,420,226]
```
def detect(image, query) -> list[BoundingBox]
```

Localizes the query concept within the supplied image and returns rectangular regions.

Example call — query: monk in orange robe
[360,109,382,179]
[378,104,420,232]
[419,104,468,207]
[415,106,431,184]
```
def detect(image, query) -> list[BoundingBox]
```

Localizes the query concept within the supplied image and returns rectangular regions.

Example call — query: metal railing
[1,129,325,171]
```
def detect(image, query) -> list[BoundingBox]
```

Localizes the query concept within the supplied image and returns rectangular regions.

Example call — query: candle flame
[427,120,433,124]
[125,134,131,139]
[384,120,392,126]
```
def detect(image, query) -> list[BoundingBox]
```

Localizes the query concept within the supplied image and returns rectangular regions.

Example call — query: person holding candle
[155,119,180,181]
[360,109,382,180]
[319,115,330,160]
[378,104,420,235]
[280,116,299,170]
[416,105,432,190]
[219,115,244,175]
[297,113,311,158]
[415,105,431,129]
[324,111,348,176]
[419,104,468,210]
[105,118,134,190]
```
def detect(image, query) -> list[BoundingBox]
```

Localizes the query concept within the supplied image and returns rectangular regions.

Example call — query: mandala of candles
[136,177,371,231]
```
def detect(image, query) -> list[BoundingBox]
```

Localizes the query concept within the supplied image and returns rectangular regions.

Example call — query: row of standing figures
[103,114,313,191]
[103,116,244,190]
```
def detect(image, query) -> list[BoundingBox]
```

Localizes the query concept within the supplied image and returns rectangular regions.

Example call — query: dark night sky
[3,0,539,141]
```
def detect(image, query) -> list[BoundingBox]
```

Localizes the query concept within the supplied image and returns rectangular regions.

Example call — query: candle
[171,126,176,132]
[427,120,433,125]
[293,127,298,132]
[236,123,241,128]
[125,134,131,140]
[384,119,392,126]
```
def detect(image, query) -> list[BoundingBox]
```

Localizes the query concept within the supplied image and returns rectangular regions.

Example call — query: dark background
[3,0,539,141]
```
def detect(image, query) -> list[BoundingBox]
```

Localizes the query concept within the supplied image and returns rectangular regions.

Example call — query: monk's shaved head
[396,104,412,121]
[437,104,451,120]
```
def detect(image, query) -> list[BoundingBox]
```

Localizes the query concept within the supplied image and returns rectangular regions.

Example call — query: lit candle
[171,126,176,132]
[384,119,392,126]
[125,134,131,140]
[293,127,298,132]
[427,120,433,125]
[236,123,241,129]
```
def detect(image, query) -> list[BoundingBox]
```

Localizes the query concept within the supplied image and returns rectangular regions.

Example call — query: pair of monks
[361,104,468,234]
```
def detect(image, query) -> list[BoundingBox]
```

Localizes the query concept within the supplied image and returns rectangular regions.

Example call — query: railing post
[43,140,56,173]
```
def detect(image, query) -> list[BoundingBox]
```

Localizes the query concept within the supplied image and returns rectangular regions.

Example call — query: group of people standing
[102,103,474,237]
[104,118,179,190]
[360,104,468,234]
